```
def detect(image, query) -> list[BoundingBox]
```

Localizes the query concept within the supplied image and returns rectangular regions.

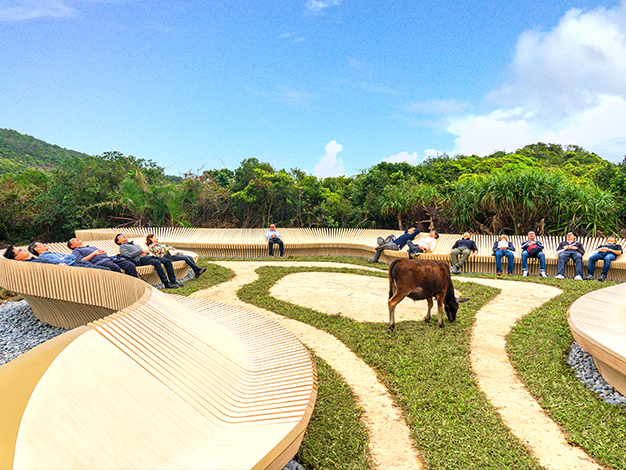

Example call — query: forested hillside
[1,132,625,246]
[0,128,91,174]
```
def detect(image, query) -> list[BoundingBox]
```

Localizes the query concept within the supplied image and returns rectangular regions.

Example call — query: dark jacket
[556,240,585,256]
[521,240,545,252]
[492,240,516,254]
[394,229,420,249]
[452,238,478,252]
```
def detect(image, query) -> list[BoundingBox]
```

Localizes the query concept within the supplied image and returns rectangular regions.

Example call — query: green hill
[0,128,91,175]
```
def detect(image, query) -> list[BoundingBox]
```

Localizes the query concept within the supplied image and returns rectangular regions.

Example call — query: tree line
[1,143,625,246]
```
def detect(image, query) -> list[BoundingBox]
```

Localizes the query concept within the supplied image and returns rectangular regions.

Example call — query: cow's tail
[388,258,402,299]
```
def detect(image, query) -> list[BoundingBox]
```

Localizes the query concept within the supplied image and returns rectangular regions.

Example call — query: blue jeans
[557,251,583,277]
[587,252,616,276]
[494,250,514,273]
[521,251,546,271]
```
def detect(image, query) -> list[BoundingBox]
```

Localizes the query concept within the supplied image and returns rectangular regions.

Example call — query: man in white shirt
[265,224,284,257]
[408,231,439,259]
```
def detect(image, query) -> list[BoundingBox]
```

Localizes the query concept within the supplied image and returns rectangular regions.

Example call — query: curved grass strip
[161,260,236,294]
[297,353,372,470]
[239,265,543,469]
[508,278,626,469]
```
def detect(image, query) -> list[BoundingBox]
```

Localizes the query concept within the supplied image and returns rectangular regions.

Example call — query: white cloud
[0,0,74,21]
[314,140,344,177]
[305,0,340,13]
[383,151,418,164]
[445,1,626,161]
[277,86,316,106]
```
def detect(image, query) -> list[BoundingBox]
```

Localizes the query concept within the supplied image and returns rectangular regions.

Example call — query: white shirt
[417,236,437,252]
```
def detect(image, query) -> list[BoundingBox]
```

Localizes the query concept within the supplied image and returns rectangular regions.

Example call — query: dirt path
[192,262,601,470]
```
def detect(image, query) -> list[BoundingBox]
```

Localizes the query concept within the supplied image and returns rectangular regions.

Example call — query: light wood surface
[0,255,317,469]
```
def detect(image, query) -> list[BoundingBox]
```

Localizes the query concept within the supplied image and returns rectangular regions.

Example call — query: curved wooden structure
[77,228,626,280]
[0,257,317,470]
[568,283,626,396]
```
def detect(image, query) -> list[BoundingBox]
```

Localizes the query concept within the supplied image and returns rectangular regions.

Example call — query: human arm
[119,243,144,259]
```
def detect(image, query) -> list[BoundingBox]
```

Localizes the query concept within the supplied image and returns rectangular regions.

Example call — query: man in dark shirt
[585,235,623,281]
[115,234,180,289]
[370,227,420,263]
[555,232,585,280]
[450,232,478,273]
[68,238,138,277]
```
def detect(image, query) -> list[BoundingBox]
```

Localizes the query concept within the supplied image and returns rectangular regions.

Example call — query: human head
[408,227,416,234]
[28,242,47,256]
[146,233,157,245]
[499,234,508,240]
[4,246,30,261]
[67,238,82,249]
[429,230,439,239]
[528,231,536,241]
[462,232,471,239]
[269,224,276,230]
[566,232,575,242]
[607,235,617,243]
[114,234,128,245]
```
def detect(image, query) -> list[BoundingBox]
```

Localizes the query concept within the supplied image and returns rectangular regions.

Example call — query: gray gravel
[568,342,626,406]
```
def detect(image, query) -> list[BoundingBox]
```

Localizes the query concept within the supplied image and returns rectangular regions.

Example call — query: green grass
[171,255,626,468]
[238,265,542,469]
[297,354,372,470]
[160,258,235,295]
[507,276,626,469]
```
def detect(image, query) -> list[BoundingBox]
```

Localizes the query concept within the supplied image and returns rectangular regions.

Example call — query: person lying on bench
[115,234,181,289]
[27,242,111,270]
[408,230,439,259]
[370,227,420,263]
[4,245,56,263]
[68,238,138,277]
[146,233,206,278]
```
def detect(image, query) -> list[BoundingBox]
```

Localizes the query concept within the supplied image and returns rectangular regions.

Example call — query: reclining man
[408,230,439,259]
[8,242,112,270]
[555,232,585,280]
[586,235,623,282]
[114,234,181,289]
[68,238,138,277]
[370,227,420,263]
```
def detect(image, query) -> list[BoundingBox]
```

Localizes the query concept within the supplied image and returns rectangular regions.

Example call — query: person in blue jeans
[520,231,547,277]
[555,233,585,280]
[492,234,515,275]
[585,236,623,281]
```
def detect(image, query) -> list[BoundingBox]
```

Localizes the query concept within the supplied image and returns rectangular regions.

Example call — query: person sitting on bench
[146,233,206,278]
[68,238,138,277]
[371,227,420,263]
[265,224,284,257]
[520,231,547,277]
[586,235,623,282]
[115,234,181,289]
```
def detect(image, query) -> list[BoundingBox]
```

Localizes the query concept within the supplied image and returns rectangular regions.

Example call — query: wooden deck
[0,256,317,470]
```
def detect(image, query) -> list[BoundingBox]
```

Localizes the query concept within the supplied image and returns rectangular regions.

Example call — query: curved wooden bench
[77,228,626,280]
[568,283,626,396]
[19,238,199,287]
[0,257,317,469]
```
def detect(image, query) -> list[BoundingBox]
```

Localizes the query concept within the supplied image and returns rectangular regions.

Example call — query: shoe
[496,271,502,276]
[599,274,607,282]
[555,274,565,279]
[164,282,179,289]
[368,259,378,264]
[507,272,512,276]
[540,271,547,278]
[269,254,275,258]
[585,274,594,280]
[574,275,583,281]
[195,267,207,279]
[522,270,528,277]
[177,281,185,287]
[450,265,459,273]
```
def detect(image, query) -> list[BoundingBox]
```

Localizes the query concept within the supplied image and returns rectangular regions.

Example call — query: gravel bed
[568,341,626,406]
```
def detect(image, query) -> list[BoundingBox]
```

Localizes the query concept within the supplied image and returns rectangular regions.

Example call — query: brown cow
[388,258,467,331]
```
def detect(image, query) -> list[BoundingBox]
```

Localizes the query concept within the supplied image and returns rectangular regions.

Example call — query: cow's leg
[388,290,409,331]
[425,297,433,322]
[437,295,445,328]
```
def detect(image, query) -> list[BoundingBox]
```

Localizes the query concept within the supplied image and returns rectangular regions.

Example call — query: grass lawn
[169,256,626,469]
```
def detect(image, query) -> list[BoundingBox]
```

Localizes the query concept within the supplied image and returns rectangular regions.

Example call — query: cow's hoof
[424,317,431,323]
[438,323,444,328]
[388,324,395,332]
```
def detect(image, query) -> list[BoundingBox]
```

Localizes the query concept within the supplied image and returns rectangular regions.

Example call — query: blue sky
[2,0,626,177]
